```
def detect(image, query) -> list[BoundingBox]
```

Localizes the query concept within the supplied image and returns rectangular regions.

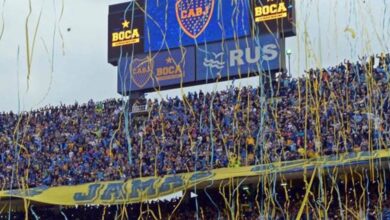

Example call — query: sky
[0,0,389,112]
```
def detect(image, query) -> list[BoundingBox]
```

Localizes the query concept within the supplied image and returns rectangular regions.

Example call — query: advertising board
[108,2,145,65]
[118,47,196,93]
[196,35,283,81]
[253,0,296,37]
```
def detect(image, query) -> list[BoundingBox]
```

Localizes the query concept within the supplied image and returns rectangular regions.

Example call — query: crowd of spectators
[0,54,389,188]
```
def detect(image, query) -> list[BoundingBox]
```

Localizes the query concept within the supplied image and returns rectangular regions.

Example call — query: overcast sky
[0,0,389,112]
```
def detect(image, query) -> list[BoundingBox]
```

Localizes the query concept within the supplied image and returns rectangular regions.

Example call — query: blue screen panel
[196,35,282,81]
[144,0,251,52]
[118,47,195,93]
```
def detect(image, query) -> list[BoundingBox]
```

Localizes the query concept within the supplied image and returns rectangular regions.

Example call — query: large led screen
[144,0,251,52]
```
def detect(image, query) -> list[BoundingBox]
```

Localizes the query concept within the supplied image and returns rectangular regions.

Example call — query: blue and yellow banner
[0,149,389,206]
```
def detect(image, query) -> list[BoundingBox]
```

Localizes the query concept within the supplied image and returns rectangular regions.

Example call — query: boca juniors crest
[131,57,153,89]
[175,0,214,39]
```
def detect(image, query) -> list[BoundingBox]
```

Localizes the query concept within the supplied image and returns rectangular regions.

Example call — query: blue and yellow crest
[175,0,214,39]
[131,57,153,89]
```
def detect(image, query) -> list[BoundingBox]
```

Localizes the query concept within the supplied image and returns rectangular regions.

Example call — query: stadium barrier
[0,149,389,206]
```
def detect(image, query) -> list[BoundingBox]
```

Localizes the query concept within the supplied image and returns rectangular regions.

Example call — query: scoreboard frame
[108,0,295,95]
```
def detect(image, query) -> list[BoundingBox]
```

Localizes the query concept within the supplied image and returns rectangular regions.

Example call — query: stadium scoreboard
[108,0,296,94]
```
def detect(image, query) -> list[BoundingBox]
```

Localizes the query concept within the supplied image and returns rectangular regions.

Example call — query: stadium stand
[0,54,389,190]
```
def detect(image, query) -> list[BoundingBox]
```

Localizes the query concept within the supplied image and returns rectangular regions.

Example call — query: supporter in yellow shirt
[246,137,255,146]
[297,147,306,157]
